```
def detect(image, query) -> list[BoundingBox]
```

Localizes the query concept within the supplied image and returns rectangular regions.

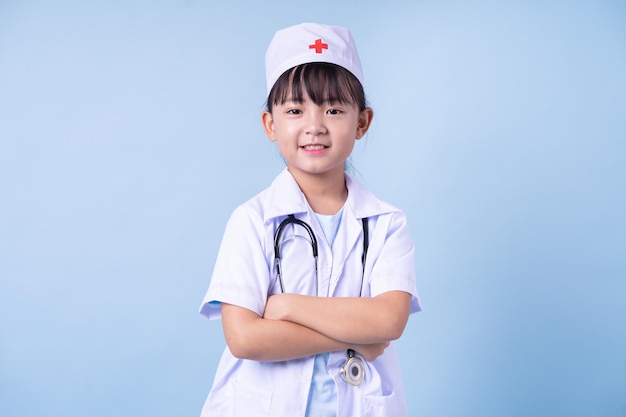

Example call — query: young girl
[199,23,421,417]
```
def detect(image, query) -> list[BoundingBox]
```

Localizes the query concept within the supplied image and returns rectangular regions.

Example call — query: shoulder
[228,169,307,227]
[345,174,403,219]
[226,188,270,232]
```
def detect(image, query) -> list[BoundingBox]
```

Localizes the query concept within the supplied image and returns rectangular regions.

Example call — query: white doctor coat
[199,169,421,417]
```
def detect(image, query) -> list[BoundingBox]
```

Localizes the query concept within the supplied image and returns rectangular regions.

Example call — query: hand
[351,341,390,362]
[263,293,291,321]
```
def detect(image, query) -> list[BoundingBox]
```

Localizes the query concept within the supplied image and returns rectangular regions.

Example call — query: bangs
[267,63,366,112]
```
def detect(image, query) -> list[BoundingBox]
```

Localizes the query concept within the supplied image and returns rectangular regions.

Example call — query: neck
[288,167,348,215]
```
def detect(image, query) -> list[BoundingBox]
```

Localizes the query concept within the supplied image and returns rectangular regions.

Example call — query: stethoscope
[273,214,369,386]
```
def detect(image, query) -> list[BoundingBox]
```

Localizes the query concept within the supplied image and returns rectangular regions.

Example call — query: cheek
[343,123,361,140]
[273,120,297,137]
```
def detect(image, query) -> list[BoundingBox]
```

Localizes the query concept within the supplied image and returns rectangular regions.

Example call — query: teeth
[303,145,325,150]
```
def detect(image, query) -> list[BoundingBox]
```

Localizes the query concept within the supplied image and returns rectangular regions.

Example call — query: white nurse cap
[265,23,364,95]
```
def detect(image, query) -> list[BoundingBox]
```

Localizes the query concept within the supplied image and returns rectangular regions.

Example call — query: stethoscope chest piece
[340,349,365,386]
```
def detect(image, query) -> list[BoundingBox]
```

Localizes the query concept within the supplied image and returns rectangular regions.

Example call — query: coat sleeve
[369,211,422,314]
[199,205,271,320]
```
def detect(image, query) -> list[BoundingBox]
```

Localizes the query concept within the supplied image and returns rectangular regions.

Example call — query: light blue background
[1,1,625,416]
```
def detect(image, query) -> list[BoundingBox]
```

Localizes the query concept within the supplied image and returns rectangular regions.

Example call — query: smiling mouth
[301,144,328,150]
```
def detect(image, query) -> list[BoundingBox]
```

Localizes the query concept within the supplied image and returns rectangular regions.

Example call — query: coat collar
[263,168,398,222]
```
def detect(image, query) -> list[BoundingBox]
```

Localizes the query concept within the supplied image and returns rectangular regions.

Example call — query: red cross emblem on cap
[309,38,328,54]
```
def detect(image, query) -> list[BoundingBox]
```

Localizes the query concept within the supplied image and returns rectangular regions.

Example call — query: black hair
[266,62,367,113]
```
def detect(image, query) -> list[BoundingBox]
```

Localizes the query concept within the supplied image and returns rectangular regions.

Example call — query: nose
[305,111,327,136]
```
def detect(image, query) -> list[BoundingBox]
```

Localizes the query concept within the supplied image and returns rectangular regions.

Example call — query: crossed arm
[221,290,411,362]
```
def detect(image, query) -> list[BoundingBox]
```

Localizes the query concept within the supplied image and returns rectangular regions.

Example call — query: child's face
[262,92,373,180]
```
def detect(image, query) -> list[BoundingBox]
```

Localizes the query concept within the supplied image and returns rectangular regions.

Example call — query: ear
[262,111,276,142]
[355,108,374,140]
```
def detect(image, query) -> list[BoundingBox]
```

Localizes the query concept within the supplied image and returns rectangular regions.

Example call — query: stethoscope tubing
[273,214,369,295]
[272,213,370,386]
[274,214,319,294]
